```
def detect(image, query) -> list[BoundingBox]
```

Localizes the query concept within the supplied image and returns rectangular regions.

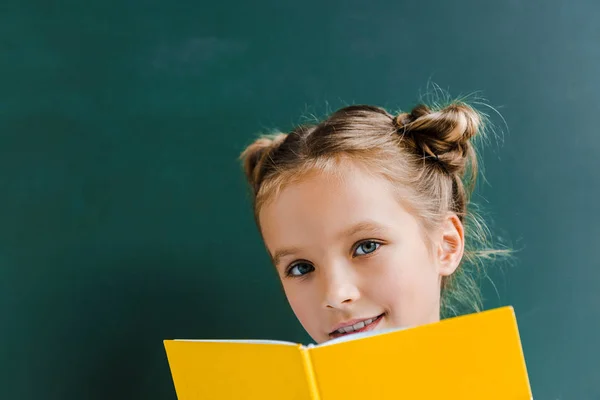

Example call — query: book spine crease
[300,347,321,400]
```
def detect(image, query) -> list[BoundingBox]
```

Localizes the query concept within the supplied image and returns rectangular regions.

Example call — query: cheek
[281,282,320,330]
[365,244,441,314]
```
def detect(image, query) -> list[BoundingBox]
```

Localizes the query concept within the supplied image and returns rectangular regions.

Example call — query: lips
[329,313,385,339]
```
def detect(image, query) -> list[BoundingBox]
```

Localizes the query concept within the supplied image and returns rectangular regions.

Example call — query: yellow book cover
[163,306,532,400]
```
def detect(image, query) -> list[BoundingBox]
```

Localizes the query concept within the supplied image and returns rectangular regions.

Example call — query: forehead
[258,163,417,249]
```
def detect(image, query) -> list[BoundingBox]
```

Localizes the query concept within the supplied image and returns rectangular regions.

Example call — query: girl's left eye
[353,241,380,256]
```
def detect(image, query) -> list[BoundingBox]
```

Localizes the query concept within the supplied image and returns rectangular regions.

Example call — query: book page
[313,326,407,347]
[164,341,314,400]
[175,339,297,345]
[308,307,532,400]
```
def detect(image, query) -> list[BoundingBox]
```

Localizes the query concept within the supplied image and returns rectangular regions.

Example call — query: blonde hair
[240,98,508,318]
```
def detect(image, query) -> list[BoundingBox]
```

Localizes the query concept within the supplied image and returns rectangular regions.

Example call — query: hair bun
[240,133,287,194]
[393,102,482,175]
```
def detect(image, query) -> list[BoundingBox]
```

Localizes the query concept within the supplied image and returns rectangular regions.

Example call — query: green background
[2,1,599,398]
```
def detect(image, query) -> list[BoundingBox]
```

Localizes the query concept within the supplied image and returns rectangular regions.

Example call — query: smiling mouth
[329,313,385,338]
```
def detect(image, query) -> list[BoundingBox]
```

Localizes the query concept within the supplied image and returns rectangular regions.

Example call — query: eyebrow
[271,246,302,268]
[339,220,389,239]
[270,220,389,267]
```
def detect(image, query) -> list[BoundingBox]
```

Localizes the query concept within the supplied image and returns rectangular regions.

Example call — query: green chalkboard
[1,1,599,399]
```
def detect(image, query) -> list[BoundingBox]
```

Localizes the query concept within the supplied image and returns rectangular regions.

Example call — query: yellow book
[163,306,532,399]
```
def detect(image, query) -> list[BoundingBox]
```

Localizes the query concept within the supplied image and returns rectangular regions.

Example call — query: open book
[163,306,532,399]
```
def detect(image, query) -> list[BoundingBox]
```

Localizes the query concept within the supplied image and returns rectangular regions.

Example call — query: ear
[436,213,465,276]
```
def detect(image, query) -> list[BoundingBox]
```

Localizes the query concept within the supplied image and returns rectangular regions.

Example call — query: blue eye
[354,241,380,256]
[287,262,315,277]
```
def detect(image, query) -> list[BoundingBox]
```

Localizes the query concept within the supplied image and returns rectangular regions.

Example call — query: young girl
[239,98,504,344]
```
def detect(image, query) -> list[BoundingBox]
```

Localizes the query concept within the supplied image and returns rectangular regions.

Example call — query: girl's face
[259,162,464,343]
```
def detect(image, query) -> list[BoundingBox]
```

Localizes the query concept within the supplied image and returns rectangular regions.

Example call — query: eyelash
[284,240,383,278]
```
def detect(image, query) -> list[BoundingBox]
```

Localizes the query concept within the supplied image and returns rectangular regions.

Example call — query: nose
[321,265,360,309]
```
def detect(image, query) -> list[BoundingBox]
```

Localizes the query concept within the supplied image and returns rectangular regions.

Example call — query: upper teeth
[336,317,376,334]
